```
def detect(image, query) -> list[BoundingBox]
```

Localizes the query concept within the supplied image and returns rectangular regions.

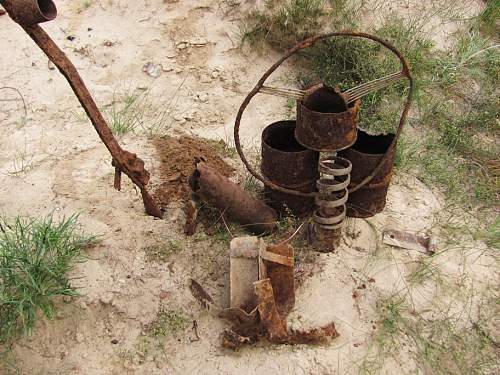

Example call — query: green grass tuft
[146,306,189,337]
[0,214,93,342]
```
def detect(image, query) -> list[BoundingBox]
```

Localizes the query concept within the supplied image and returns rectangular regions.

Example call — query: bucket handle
[234,31,414,197]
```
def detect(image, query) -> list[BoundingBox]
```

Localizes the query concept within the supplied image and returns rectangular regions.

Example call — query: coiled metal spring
[313,157,352,242]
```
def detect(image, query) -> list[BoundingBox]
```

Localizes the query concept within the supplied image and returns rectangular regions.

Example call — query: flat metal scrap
[383,229,436,254]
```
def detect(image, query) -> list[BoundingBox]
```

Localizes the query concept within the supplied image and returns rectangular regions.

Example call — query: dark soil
[151,136,235,210]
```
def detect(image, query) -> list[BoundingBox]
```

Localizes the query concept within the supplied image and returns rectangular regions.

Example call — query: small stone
[200,74,212,83]
[103,40,114,47]
[173,113,185,122]
[76,332,84,343]
[111,339,119,345]
[176,42,188,50]
[159,291,168,300]
[190,36,207,46]
[211,70,220,79]
[142,62,162,78]
[66,35,76,41]
[165,50,177,59]
[195,92,209,103]
[174,67,183,74]
[161,63,174,72]
[99,292,113,305]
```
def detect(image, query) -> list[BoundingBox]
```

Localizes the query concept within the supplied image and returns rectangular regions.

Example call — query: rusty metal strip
[254,278,288,342]
[1,0,162,217]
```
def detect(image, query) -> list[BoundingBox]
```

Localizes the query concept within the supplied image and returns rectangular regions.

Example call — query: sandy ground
[0,1,495,374]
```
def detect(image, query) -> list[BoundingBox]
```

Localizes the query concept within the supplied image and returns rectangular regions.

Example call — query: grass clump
[240,0,326,49]
[146,306,189,337]
[478,0,500,38]
[0,214,93,342]
[145,240,183,263]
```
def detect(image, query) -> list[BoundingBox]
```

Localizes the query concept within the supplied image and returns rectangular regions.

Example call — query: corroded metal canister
[261,120,319,217]
[9,0,57,25]
[296,87,361,152]
[339,129,396,218]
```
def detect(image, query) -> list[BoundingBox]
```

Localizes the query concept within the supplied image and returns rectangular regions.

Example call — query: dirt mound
[151,136,235,210]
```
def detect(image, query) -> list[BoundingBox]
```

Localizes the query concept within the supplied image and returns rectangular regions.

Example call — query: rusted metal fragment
[339,129,395,218]
[0,1,162,218]
[189,162,278,234]
[261,120,318,217]
[286,322,339,345]
[221,329,251,351]
[189,278,215,310]
[383,230,436,254]
[261,243,295,316]
[3,0,56,25]
[296,87,361,152]
[183,198,199,235]
[254,279,288,342]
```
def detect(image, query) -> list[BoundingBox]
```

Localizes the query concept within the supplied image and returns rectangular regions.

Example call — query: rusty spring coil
[313,157,352,230]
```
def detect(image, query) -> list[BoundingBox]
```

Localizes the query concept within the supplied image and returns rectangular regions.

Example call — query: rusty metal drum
[261,120,319,217]
[338,129,396,218]
[296,87,361,152]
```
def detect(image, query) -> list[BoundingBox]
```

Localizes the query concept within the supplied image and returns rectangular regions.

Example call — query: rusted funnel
[338,129,395,218]
[261,120,319,217]
[296,87,361,152]
[9,0,57,25]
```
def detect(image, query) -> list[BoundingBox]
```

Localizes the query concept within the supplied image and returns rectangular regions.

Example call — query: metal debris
[383,229,436,254]
[261,120,318,217]
[339,130,396,218]
[189,161,278,234]
[260,243,295,316]
[221,329,251,351]
[189,278,215,310]
[296,86,360,152]
[254,279,288,342]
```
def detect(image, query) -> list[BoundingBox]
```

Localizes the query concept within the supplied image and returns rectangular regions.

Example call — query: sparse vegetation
[146,306,189,337]
[0,214,93,342]
[145,240,183,263]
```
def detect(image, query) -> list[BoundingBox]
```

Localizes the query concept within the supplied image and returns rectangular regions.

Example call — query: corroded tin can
[339,129,396,217]
[296,87,361,152]
[261,120,319,217]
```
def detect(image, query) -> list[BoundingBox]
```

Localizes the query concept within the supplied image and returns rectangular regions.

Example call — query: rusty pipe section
[1,0,57,24]
[0,0,162,217]
[190,161,278,234]
[338,129,396,217]
[261,121,318,217]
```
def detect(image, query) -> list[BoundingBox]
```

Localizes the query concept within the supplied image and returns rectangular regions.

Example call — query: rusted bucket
[338,129,396,218]
[261,120,319,217]
[296,87,361,152]
[9,0,57,25]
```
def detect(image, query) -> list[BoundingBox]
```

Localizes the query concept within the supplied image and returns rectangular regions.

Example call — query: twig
[0,86,27,117]
[277,222,305,246]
